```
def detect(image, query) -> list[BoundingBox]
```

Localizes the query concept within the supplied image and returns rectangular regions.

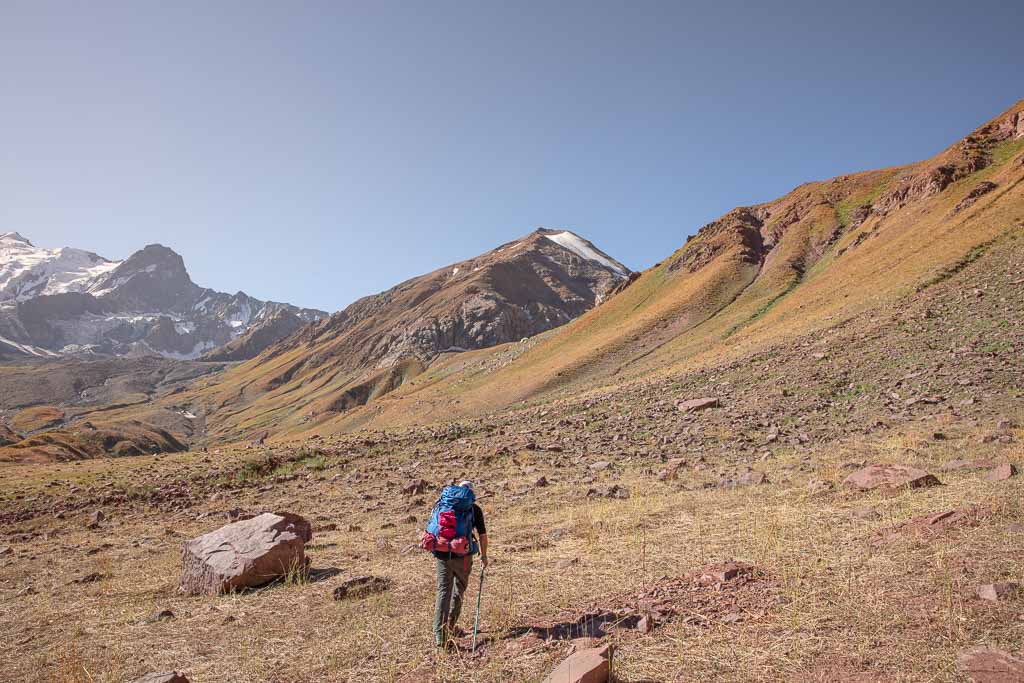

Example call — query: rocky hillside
[175,228,630,441]
[0,234,325,360]
[317,99,1024,432]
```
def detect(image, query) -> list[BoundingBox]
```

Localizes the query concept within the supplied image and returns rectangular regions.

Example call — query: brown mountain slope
[200,309,306,362]
[180,228,629,443]
[310,99,1024,433]
[0,229,630,459]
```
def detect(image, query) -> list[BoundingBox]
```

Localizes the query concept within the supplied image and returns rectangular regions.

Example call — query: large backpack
[421,485,478,556]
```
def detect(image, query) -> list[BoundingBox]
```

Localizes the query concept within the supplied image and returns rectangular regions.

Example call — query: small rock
[636,614,655,634]
[144,609,175,624]
[86,510,105,529]
[700,561,750,583]
[534,476,549,488]
[72,572,106,584]
[985,463,1017,482]
[737,470,768,486]
[130,673,190,683]
[807,479,834,495]
[589,461,611,471]
[676,397,720,413]
[401,479,428,495]
[977,582,1019,602]
[542,644,612,683]
[333,575,391,601]
[721,612,743,624]
[843,464,940,491]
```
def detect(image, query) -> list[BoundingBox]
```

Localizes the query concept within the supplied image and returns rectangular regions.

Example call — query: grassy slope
[315,103,1024,435]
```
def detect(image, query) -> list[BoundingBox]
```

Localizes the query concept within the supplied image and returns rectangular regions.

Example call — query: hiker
[420,480,488,648]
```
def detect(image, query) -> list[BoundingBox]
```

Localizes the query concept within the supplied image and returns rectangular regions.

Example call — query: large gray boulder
[179,512,312,595]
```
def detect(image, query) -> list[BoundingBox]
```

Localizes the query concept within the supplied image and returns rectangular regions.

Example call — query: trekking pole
[471,566,486,652]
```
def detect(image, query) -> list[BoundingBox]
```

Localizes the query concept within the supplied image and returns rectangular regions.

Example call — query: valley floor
[0,222,1022,682]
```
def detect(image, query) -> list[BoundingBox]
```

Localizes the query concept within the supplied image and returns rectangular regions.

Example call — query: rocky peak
[90,244,197,311]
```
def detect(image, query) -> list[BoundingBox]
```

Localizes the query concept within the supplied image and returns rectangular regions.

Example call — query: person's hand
[481,554,489,568]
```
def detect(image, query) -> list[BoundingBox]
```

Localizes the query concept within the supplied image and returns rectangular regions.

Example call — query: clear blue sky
[2,1,1021,312]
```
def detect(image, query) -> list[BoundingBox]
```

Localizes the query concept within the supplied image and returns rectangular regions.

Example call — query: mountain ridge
[0,235,326,361]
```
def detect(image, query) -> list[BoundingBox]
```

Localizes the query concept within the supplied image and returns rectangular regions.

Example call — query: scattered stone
[72,572,106,584]
[977,583,1019,602]
[721,612,743,624]
[957,647,1024,682]
[807,479,834,495]
[586,484,629,499]
[401,479,428,495]
[985,463,1017,482]
[333,575,391,601]
[534,476,549,488]
[542,644,612,683]
[843,464,940,491]
[0,546,11,556]
[636,613,655,634]
[86,510,105,529]
[700,561,751,584]
[130,674,190,683]
[657,458,686,481]
[737,470,768,486]
[676,397,720,413]
[143,609,175,624]
[179,512,312,596]
[589,461,611,471]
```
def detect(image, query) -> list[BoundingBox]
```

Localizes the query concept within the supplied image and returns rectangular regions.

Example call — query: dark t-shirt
[433,504,485,560]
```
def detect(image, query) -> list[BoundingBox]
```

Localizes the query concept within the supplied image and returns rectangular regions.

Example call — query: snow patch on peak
[0,235,122,302]
[542,231,628,277]
[1,232,32,245]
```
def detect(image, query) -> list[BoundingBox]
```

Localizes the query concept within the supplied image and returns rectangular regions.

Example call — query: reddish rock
[657,458,686,481]
[699,561,751,584]
[130,674,190,683]
[985,463,1017,482]
[401,479,428,495]
[957,647,1024,682]
[542,644,612,683]
[636,613,655,634]
[842,464,940,491]
[179,512,312,596]
[676,397,720,413]
[977,583,1019,602]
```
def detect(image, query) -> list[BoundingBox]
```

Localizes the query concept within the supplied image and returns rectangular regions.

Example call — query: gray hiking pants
[433,554,472,645]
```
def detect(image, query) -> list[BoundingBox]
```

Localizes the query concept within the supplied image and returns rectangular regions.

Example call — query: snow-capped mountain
[0,233,325,360]
[0,231,120,301]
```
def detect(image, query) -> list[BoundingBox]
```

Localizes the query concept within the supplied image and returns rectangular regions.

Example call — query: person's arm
[479,533,489,567]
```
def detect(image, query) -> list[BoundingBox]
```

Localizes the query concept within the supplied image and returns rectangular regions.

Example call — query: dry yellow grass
[1,420,1021,682]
